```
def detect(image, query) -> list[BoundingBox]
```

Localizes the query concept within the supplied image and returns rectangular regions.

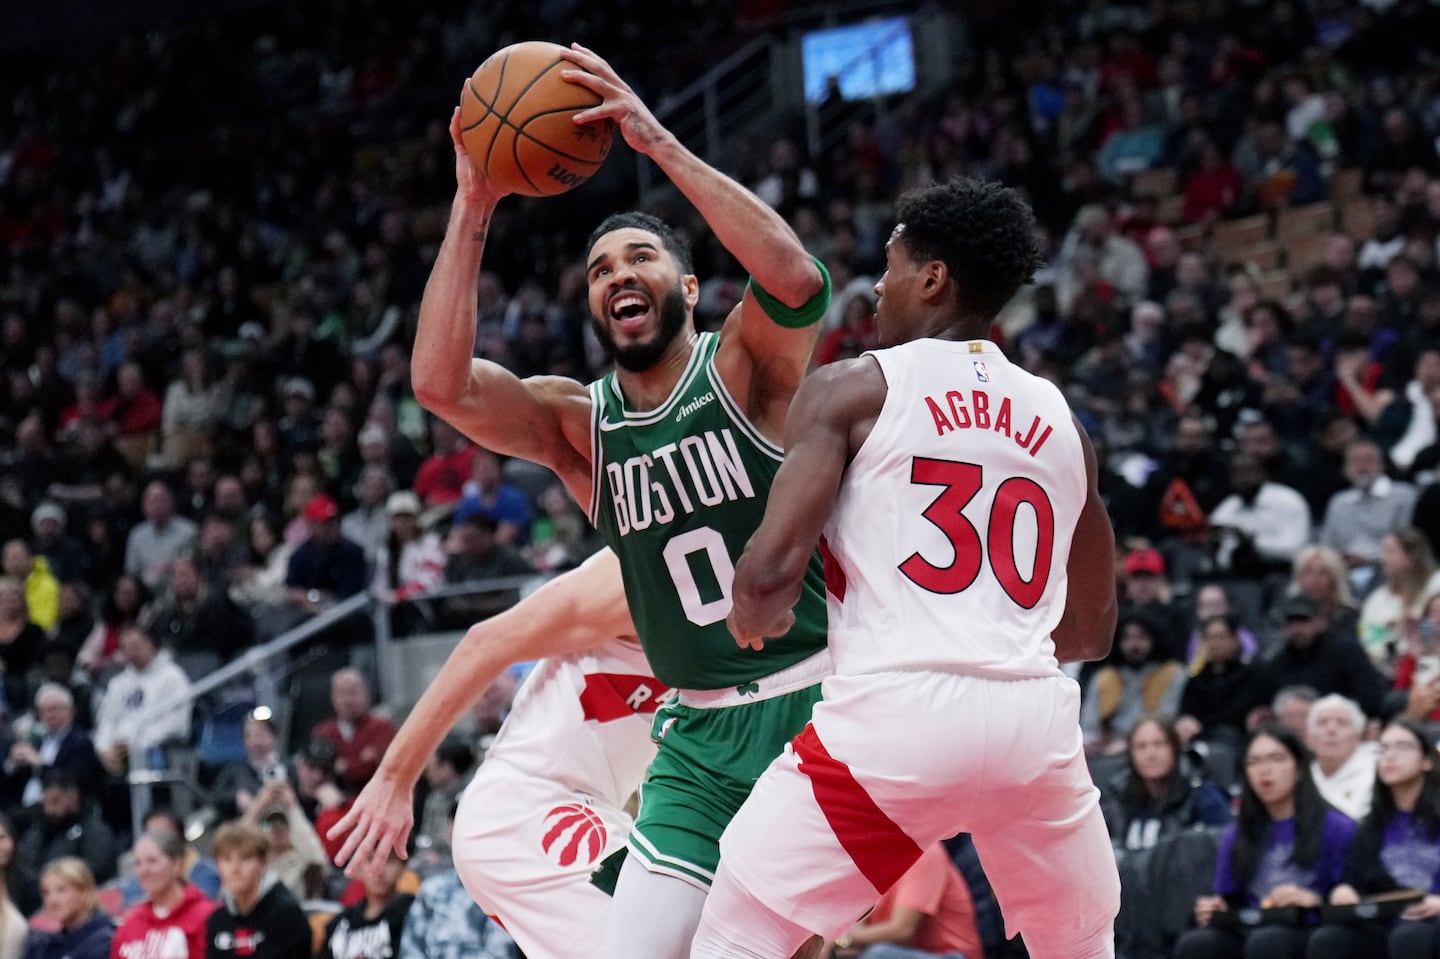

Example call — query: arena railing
[126,572,548,838]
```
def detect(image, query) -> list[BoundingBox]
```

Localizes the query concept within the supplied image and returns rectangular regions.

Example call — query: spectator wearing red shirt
[113,831,216,959]
[98,362,163,437]
[411,419,476,507]
[311,669,397,793]
[1182,138,1244,224]
[830,844,984,959]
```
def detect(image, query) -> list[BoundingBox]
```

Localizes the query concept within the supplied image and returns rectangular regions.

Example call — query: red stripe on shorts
[792,723,922,893]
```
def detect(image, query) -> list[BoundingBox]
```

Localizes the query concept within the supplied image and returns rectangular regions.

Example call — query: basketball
[459,41,616,198]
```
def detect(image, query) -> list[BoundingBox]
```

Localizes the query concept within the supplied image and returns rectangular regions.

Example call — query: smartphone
[262,761,288,784]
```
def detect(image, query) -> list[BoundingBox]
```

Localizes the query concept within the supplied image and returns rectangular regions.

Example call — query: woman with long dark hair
[1307,717,1440,958]
[1174,724,1356,958]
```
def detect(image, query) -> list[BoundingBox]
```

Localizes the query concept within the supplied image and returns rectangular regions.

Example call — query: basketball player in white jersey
[690,179,1122,959]
[327,549,668,959]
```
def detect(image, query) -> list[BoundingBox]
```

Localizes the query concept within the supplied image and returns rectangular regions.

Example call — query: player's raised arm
[727,359,884,649]
[412,104,593,499]
[327,549,636,877]
[1051,416,1118,663]
[558,44,827,429]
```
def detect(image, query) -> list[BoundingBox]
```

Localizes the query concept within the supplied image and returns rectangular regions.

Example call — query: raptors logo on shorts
[540,802,608,868]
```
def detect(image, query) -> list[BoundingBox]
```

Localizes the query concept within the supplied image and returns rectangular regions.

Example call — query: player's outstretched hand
[448,100,509,207]
[558,44,667,155]
[327,772,414,879]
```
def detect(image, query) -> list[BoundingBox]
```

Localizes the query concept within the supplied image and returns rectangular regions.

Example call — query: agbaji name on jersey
[923,387,1054,458]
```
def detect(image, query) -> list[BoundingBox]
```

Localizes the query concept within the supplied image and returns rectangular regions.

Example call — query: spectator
[49,583,93,655]
[316,853,413,959]
[1283,546,1361,648]
[240,783,328,903]
[1254,594,1388,719]
[211,710,287,821]
[191,513,248,598]
[1058,204,1150,311]
[826,843,985,959]
[1179,614,1265,748]
[1308,694,1379,823]
[118,810,221,909]
[1268,686,1320,739]
[124,482,197,594]
[29,503,85,587]
[1081,615,1187,756]
[144,556,252,679]
[275,379,320,457]
[1319,438,1417,586]
[160,349,225,468]
[0,814,37,919]
[291,738,343,827]
[1,542,58,632]
[1102,715,1232,855]
[311,669,396,793]
[1208,453,1312,581]
[15,770,115,885]
[0,579,45,715]
[1312,717,1440,958]
[282,494,367,620]
[75,574,149,677]
[0,880,23,959]
[1184,585,1260,666]
[99,363,163,464]
[112,831,216,959]
[23,858,113,959]
[398,855,516,959]
[204,821,311,959]
[451,449,531,547]
[341,466,392,563]
[414,738,473,864]
[1358,528,1440,669]
[371,492,444,605]
[439,515,535,627]
[1117,547,1188,660]
[1,684,100,810]
[411,420,475,509]
[93,626,193,777]
[1174,724,1356,959]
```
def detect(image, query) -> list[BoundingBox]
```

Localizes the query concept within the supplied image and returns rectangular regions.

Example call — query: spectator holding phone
[210,709,288,820]
[240,781,328,901]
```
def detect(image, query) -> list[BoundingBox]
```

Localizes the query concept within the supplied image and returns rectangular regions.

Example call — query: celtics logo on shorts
[540,802,608,868]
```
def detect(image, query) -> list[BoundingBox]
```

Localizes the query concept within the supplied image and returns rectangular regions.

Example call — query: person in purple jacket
[1174,723,1357,959]
[1309,717,1440,959]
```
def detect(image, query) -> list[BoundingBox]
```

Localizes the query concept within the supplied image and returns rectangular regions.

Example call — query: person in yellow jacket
[1081,614,1187,756]
[2,540,59,631]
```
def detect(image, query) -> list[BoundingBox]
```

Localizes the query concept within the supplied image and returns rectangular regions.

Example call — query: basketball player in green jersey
[374,44,830,959]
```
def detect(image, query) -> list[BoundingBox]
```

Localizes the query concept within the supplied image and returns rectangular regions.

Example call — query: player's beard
[592,284,689,373]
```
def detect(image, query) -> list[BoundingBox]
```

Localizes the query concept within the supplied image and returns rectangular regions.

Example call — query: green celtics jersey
[587,331,828,690]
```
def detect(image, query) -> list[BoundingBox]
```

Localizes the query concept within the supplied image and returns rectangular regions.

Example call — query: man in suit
[2,682,101,811]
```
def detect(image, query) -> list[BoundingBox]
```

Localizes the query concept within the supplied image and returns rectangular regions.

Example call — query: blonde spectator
[161,349,226,466]
[111,832,214,959]
[23,859,112,959]
[1,542,58,633]
[1358,528,1440,669]
[1286,545,1359,641]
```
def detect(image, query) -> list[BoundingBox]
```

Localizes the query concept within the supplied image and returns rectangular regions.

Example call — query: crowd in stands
[1,0,1440,955]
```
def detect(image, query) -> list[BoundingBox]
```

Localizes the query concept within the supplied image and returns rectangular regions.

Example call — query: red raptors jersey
[484,637,667,809]
[821,339,1085,679]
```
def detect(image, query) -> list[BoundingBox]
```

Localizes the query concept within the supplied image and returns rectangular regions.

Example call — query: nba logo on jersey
[973,360,989,383]
[540,803,608,868]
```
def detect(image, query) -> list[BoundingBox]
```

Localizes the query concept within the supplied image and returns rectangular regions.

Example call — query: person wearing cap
[1252,592,1388,718]
[284,494,367,616]
[276,378,320,455]
[1118,546,1189,661]
[30,502,87,585]
[372,492,445,634]
[240,781,329,902]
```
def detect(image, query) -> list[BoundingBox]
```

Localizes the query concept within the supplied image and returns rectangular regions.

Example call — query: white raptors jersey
[821,339,1085,679]
[483,638,667,809]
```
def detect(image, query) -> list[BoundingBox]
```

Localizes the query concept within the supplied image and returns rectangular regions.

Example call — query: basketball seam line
[462,97,607,166]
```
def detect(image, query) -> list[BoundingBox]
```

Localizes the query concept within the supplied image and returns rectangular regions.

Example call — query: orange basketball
[458,41,616,197]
